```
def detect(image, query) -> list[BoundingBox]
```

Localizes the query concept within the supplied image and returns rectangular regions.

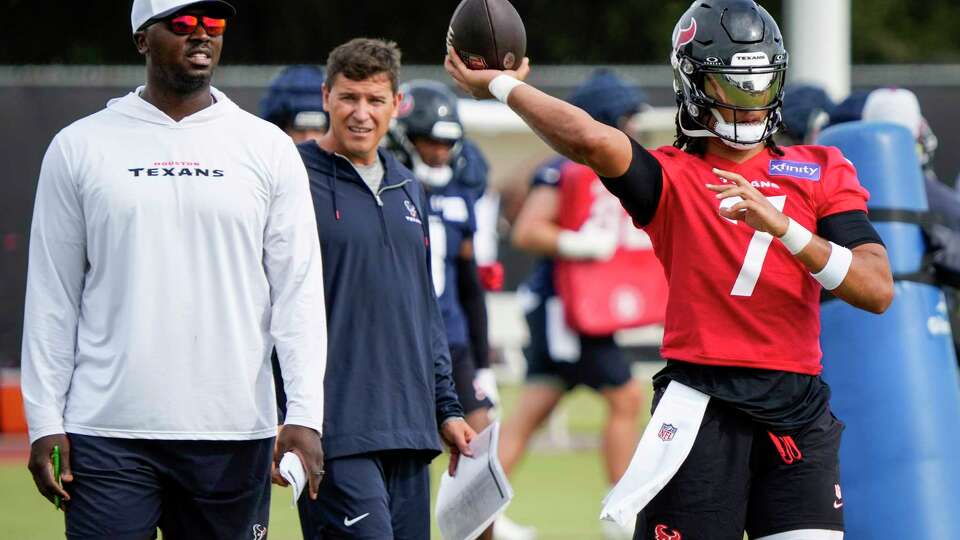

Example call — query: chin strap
[709,109,767,149]
[412,153,453,188]
[677,108,768,150]
[678,108,715,139]
[719,138,763,151]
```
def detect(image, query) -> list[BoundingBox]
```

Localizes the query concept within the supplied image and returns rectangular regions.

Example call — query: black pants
[65,434,273,540]
[297,450,432,540]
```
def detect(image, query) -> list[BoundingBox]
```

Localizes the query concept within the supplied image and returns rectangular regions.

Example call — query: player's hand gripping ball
[446,0,526,71]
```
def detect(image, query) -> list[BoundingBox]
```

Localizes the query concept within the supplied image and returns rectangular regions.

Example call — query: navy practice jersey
[453,139,489,201]
[426,182,477,347]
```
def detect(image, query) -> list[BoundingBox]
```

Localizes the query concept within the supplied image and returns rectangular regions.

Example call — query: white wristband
[812,242,853,290]
[778,217,813,255]
[488,75,525,104]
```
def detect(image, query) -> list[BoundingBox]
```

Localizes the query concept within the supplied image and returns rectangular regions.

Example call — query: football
[447,0,527,71]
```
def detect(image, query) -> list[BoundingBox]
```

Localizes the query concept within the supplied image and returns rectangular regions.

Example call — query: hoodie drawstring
[330,158,341,220]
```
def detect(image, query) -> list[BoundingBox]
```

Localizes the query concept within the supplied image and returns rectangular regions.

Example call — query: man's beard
[157,63,213,94]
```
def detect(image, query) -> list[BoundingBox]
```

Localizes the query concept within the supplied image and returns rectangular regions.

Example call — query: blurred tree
[851,0,960,62]
[0,0,957,64]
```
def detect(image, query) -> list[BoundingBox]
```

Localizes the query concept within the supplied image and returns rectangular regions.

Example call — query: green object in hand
[52,445,62,510]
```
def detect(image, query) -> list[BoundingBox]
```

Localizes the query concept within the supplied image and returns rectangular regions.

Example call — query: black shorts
[634,395,845,539]
[65,434,273,540]
[450,344,495,414]
[524,295,632,391]
[297,450,431,540]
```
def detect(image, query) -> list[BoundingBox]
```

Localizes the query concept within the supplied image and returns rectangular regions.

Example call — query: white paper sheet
[436,422,514,540]
[278,451,306,507]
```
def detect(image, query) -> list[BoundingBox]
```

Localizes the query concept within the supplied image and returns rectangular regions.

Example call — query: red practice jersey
[554,161,668,335]
[644,145,870,375]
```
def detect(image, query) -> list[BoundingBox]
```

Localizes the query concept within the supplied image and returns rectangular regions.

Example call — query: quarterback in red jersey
[446,0,893,538]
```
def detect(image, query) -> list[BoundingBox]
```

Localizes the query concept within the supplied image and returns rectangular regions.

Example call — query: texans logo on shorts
[658,423,678,442]
[655,524,682,539]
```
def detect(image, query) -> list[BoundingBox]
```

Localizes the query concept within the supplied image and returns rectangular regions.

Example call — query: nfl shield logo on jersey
[658,423,678,442]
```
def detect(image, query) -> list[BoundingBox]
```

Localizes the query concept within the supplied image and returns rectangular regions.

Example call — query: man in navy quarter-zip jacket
[286,38,476,540]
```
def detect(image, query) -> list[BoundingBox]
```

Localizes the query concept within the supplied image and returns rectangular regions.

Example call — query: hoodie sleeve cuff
[440,416,465,428]
[282,417,323,437]
[28,424,66,444]
[436,404,465,428]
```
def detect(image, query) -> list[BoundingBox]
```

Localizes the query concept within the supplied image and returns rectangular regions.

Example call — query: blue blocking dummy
[818,122,960,538]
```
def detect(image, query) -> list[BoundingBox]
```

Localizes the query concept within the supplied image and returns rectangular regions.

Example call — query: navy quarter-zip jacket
[297,142,464,459]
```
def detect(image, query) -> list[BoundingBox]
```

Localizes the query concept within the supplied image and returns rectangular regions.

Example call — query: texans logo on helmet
[655,524,682,540]
[673,17,697,50]
[398,94,415,118]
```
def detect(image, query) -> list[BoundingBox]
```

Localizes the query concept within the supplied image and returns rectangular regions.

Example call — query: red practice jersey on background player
[554,161,669,336]
[644,145,869,374]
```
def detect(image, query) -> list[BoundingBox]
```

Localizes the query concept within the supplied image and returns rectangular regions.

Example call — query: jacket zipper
[373,180,412,243]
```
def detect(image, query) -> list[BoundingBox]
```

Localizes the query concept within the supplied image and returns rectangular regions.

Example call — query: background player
[259,64,329,143]
[446,0,894,537]
[497,70,647,540]
[776,83,834,147]
[388,79,497,436]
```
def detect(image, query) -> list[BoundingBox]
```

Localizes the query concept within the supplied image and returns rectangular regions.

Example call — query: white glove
[557,226,618,261]
[474,368,500,407]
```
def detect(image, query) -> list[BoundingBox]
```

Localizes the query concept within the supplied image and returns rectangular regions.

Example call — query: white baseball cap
[862,88,923,139]
[131,0,236,34]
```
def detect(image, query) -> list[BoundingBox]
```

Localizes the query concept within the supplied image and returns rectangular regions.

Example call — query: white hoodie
[22,87,326,442]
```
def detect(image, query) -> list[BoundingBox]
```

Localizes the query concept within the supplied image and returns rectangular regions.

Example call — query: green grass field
[0,383,655,539]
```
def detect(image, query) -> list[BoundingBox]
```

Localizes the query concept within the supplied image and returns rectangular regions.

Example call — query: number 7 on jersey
[726,195,787,297]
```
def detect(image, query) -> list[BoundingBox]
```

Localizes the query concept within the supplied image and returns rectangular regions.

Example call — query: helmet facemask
[674,51,787,149]
[409,139,461,188]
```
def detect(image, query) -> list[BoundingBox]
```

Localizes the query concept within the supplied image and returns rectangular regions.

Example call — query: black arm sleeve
[817,210,885,249]
[599,138,664,227]
[456,256,490,369]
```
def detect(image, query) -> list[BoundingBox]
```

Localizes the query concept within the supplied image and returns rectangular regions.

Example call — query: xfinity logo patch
[768,160,821,181]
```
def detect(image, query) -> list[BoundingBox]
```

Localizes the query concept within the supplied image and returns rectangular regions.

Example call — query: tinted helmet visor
[703,67,785,110]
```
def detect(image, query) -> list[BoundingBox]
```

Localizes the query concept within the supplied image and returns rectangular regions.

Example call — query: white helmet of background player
[671,0,788,150]
[391,80,464,188]
[862,87,938,167]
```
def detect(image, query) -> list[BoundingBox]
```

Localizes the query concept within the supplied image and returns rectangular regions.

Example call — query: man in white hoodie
[21,1,327,538]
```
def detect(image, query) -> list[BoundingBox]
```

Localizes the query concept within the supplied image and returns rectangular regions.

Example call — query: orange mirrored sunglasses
[166,15,227,36]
